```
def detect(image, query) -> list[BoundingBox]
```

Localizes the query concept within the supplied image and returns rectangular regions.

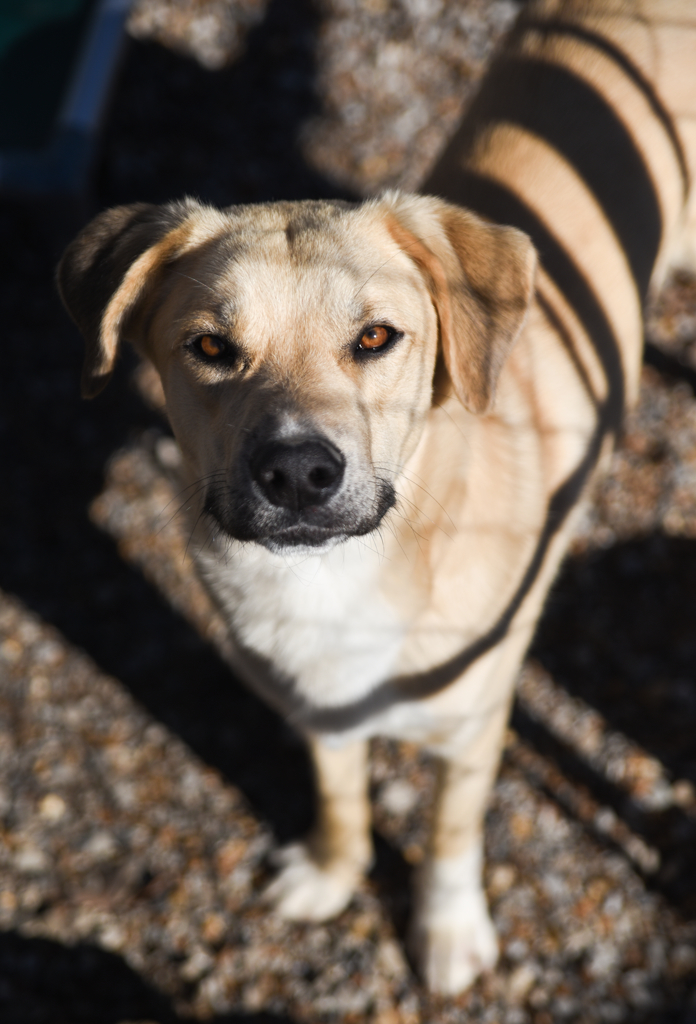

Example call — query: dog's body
[59,0,696,995]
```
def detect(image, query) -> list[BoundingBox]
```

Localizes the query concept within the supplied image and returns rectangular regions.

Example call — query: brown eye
[359,325,390,350]
[198,334,225,358]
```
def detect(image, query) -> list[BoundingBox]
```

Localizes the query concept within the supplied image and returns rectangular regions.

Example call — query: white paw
[263,843,358,922]
[412,888,498,995]
[411,848,499,995]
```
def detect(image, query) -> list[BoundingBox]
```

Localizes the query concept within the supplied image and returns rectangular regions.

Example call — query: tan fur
[58,0,696,996]
[385,204,536,412]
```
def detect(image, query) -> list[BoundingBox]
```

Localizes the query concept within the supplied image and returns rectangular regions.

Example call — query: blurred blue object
[0,0,131,195]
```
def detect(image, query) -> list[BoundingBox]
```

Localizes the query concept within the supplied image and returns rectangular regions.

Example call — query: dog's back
[428,0,696,407]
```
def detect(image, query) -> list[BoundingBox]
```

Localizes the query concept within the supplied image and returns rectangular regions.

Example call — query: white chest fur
[195,535,407,718]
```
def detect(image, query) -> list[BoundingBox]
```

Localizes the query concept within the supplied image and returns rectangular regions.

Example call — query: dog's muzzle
[204,423,395,550]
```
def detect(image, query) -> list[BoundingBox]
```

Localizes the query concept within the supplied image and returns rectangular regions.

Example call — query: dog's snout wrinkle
[250,437,345,511]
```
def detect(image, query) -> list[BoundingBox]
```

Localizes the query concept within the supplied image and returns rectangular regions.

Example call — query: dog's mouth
[249,524,348,554]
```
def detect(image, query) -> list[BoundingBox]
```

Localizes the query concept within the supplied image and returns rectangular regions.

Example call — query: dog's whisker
[155,472,227,535]
[183,506,211,562]
[372,461,457,535]
[375,516,405,563]
[377,460,457,531]
[355,231,442,295]
[386,503,429,552]
[172,269,217,294]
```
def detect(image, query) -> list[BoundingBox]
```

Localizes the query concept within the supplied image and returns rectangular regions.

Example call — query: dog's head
[58,193,535,552]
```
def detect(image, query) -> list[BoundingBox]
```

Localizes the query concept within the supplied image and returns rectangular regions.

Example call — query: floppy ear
[57,198,202,398]
[382,192,536,414]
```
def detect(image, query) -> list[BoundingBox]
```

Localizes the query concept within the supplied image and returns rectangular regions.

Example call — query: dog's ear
[382,192,536,414]
[57,199,203,398]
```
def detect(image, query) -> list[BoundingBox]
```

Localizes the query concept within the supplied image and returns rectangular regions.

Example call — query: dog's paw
[263,843,359,922]
[412,889,498,995]
[411,849,498,995]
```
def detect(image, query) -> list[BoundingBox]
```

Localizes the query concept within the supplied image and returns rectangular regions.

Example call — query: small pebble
[38,794,67,822]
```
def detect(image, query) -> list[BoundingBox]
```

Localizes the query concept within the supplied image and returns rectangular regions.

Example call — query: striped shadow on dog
[57,0,696,996]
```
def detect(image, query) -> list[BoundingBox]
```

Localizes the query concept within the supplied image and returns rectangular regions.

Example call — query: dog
[57,0,696,995]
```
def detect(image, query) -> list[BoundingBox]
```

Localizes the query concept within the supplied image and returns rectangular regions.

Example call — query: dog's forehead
[200,202,424,331]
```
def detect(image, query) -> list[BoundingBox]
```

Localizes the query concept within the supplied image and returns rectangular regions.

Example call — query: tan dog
[58,0,696,995]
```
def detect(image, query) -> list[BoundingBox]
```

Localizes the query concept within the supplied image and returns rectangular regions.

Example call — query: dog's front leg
[265,736,372,921]
[412,702,510,995]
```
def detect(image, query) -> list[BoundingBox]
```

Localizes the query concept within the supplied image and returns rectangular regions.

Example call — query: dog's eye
[360,326,389,349]
[356,325,397,356]
[191,334,231,361]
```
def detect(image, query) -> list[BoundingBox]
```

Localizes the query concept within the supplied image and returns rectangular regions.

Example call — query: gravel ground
[2,1,696,1021]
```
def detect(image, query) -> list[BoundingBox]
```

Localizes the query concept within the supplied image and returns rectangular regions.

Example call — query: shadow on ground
[0,931,292,1024]
[529,530,696,912]
[98,0,352,208]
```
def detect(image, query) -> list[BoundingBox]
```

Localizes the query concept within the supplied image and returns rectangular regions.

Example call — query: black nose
[249,437,345,511]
